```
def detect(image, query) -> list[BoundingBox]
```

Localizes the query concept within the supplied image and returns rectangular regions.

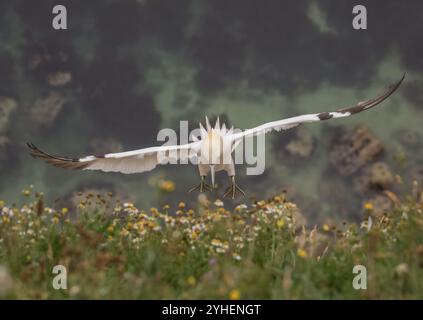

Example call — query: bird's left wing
[228,74,405,142]
[27,141,201,174]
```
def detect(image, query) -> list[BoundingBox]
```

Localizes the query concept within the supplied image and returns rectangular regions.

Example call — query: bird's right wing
[27,141,201,174]
[228,74,405,143]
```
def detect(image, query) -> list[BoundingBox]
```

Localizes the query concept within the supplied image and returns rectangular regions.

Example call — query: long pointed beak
[210,165,215,188]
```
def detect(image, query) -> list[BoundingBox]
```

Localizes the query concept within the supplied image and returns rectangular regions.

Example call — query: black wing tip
[26,142,49,158]
[26,143,90,170]
[384,73,405,97]
[394,72,406,88]
[27,142,48,158]
[384,72,406,99]
[26,142,39,156]
[338,73,406,115]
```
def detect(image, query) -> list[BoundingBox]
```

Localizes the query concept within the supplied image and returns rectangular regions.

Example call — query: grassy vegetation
[0,188,422,299]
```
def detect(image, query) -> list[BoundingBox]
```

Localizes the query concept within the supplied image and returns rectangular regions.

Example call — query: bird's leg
[188,176,212,193]
[223,176,245,199]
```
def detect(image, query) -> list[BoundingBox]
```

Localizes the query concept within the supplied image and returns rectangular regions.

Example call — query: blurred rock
[353,162,394,195]
[28,42,69,70]
[284,127,315,159]
[329,125,384,176]
[47,71,72,87]
[0,97,17,133]
[29,92,65,126]
[369,162,394,190]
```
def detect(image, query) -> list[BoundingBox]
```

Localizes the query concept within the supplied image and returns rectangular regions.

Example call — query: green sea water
[1,0,422,223]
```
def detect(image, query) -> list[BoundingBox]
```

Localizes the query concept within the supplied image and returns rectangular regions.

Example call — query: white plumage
[28,74,405,198]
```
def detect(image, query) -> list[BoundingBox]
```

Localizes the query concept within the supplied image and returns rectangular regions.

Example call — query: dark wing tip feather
[26,142,92,170]
[337,73,405,115]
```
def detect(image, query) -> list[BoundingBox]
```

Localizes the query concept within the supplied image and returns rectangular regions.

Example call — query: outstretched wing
[27,141,201,174]
[229,74,405,142]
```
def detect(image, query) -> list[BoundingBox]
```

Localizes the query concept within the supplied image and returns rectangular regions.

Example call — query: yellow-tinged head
[199,117,231,165]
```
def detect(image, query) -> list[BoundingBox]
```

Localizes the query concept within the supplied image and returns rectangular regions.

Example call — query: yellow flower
[159,180,176,193]
[150,207,159,215]
[22,189,31,197]
[120,228,129,237]
[187,276,196,286]
[256,200,266,207]
[0,200,4,208]
[274,196,283,202]
[178,202,186,209]
[107,225,115,233]
[276,218,285,229]
[297,248,308,259]
[124,202,135,209]
[323,224,330,232]
[61,208,69,215]
[364,202,374,210]
[190,231,198,240]
[52,217,59,224]
[211,239,222,246]
[229,289,241,300]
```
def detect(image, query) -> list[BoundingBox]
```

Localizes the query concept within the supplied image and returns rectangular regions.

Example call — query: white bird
[28,74,405,198]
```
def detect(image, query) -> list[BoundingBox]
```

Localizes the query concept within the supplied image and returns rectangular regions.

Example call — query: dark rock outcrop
[329,125,384,176]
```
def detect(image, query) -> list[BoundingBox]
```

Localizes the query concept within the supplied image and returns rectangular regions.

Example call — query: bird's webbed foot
[223,176,245,199]
[188,176,212,193]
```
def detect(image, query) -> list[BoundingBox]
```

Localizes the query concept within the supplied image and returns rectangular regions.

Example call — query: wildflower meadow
[0,186,422,299]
